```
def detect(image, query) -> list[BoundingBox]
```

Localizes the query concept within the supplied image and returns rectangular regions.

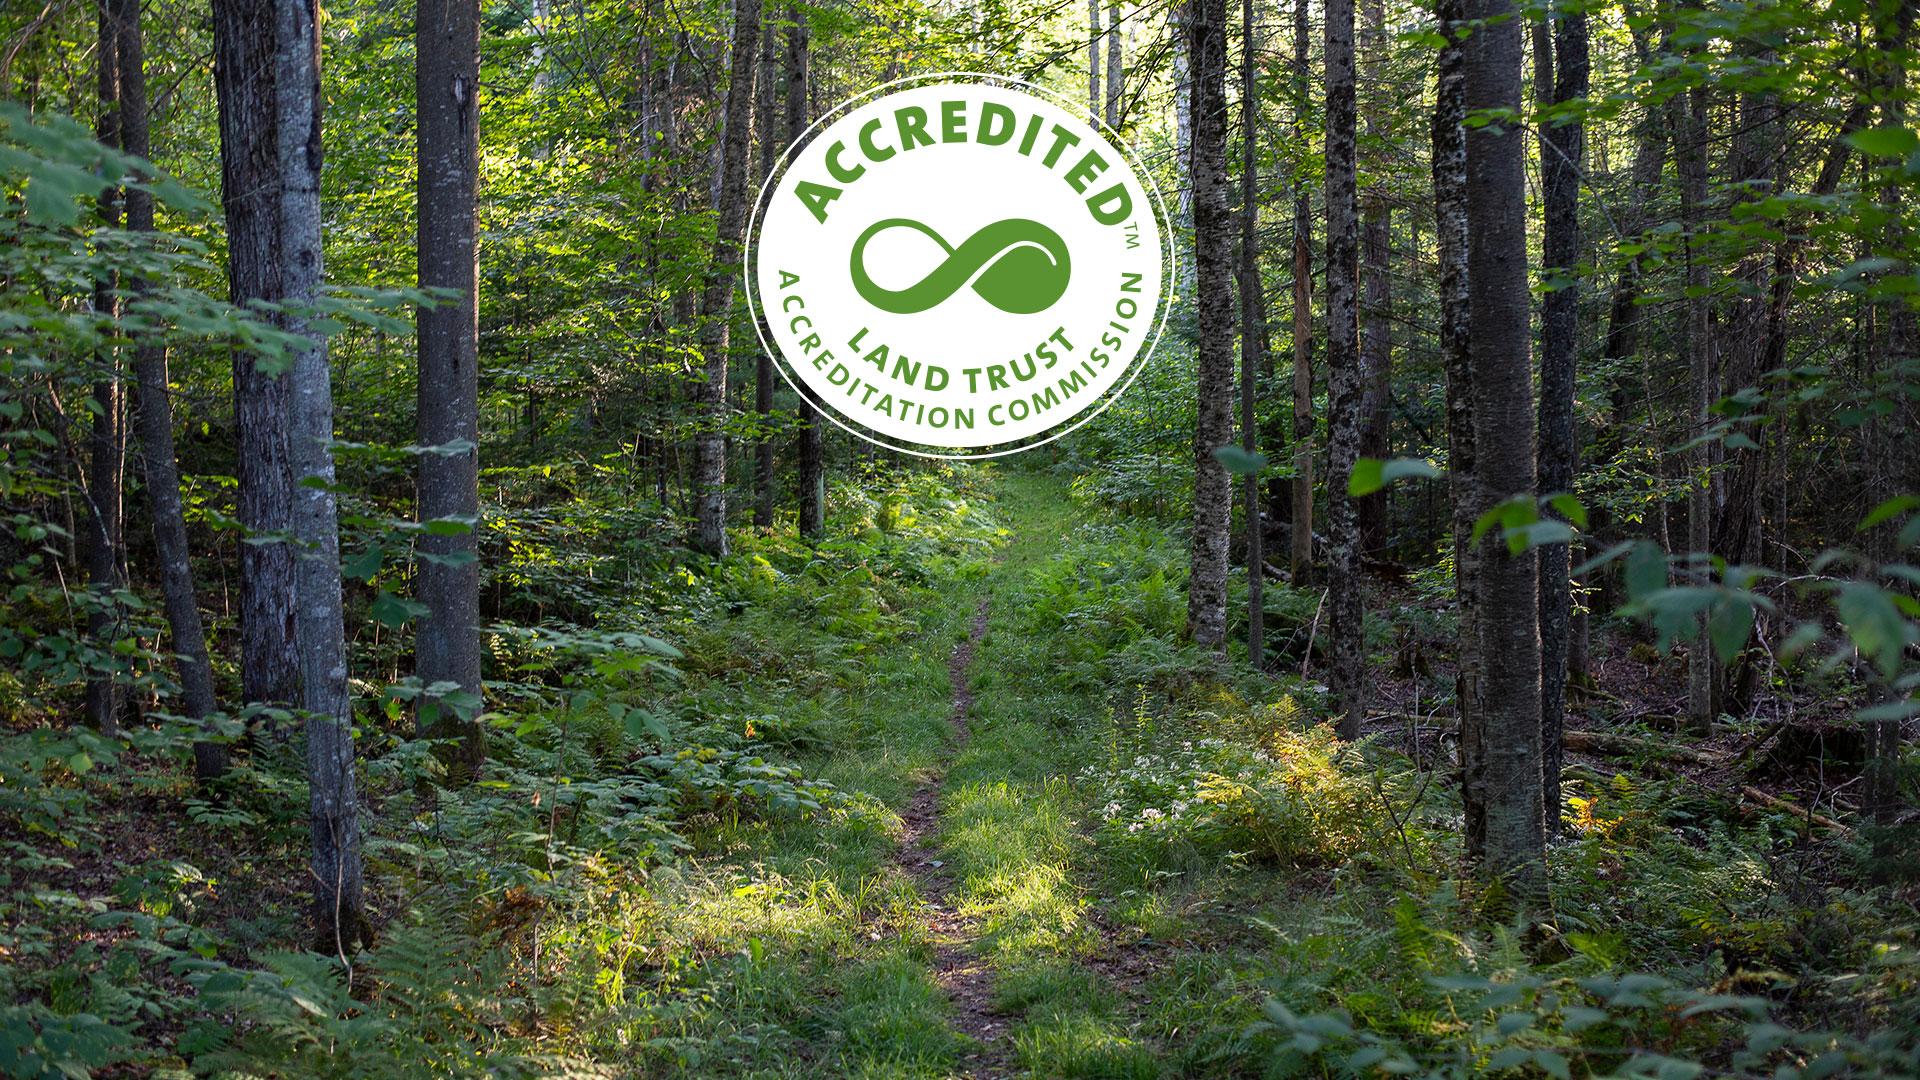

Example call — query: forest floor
[11,466,1913,1078]
[621,467,1915,1078]
[642,471,1178,1077]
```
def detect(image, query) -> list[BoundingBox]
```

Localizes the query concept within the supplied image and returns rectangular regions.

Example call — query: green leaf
[370,590,431,629]
[1625,542,1668,602]
[1349,456,1442,496]
[421,515,477,536]
[1545,492,1589,529]
[1846,126,1920,156]
[1212,445,1269,475]
[1707,595,1756,664]
[1836,582,1911,678]
[343,546,384,582]
[1858,495,1920,532]
[67,752,93,774]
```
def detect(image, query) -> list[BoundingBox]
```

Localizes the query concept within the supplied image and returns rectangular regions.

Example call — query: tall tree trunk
[1677,85,1715,735]
[1462,0,1546,900]
[1105,0,1123,129]
[1289,0,1314,579]
[212,0,299,717]
[1238,0,1267,666]
[1355,0,1391,557]
[85,0,126,736]
[1186,0,1233,651]
[416,0,485,780]
[1172,4,1192,222]
[1088,0,1103,123]
[284,0,366,950]
[692,0,763,557]
[785,5,823,539]
[1533,2,1586,834]
[1863,0,1913,837]
[1325,0,1366,738]
[1432,0,1482,857]
[752,14,778,529]
[118,0,224,778]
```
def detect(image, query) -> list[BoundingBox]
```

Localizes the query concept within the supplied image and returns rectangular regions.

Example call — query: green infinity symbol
[849,217,1072,315]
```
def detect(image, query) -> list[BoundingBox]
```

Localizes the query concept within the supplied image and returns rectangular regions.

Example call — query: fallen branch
[1739,785,1852,835]
[1561,729,1721,766]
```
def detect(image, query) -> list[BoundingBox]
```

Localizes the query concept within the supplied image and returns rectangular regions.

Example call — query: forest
[1,0,1918,1073]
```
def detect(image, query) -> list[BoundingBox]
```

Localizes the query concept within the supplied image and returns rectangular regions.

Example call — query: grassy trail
[651,469,1170,1078]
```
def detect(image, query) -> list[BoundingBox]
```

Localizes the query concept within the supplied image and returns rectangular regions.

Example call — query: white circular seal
[747,73,1173,459]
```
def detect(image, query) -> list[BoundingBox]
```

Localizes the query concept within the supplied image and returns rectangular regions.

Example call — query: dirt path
[893,599,1011,1078]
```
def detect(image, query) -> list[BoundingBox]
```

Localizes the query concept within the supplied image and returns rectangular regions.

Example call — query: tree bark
[416,0,486,780]
[1088,0,1103,123]
[785,5,823,539]
[1462,0,1546,901]
[1325,0,1366,738]
[1432,0,1482,855]
[1289,0,1314,579]
[213,0,299,718]
[1677,85,1715,735]
[287,0,364,950]
[1356,0,1391,557]
[85,0,127,736]
[117,0,225,778]
[1533,2,1586,834]
[752,14,779,530]
[1238,0,1267,666]
[1105,0,1124,129]
[1186,0,1233,651]
[692,0,763,557]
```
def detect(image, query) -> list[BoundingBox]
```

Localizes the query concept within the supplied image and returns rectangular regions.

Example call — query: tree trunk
[1462,0,1546,901]
[283,0,366,951]
[1289,0,1314,579]
[1238,0,1267,666]
[1325,0,1366,738]
[1432,0,1482,855]
[752,14,779,530]
[118,0,224,778]
[1356,0,1391,557]
[1677,85,1715,735]
[1186,0,1233,651]
[785,5,823,539]
[1088,0,1103,123]
[1533,2,1586,834]
[692,0,763,557]
[212,0,299,718]
[1105,1,1124,129]
[85,0,127,736]
[416,0,486,780]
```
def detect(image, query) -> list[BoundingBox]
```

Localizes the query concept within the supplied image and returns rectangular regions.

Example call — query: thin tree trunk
[753,14,778,530]
[85,0,126,736]
[416,0,486,780]
[1533,2,1586,833]
[1186,0,1233,651]
[1677,85,1715,735]
[117,0,224,778]
[1239,0,1267,666]
[1325,0,1366,738]
[1289,0,1314,579]
[785,5,824,539]
[1356,0,1391,557]
[212,0,299,718]
[1088,0,1103,123]
[692,0,763,557]
[1462,0,1546,900]
[1105,1,1124,129]
[1432,0,1482,856]
[280,0,366,951]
